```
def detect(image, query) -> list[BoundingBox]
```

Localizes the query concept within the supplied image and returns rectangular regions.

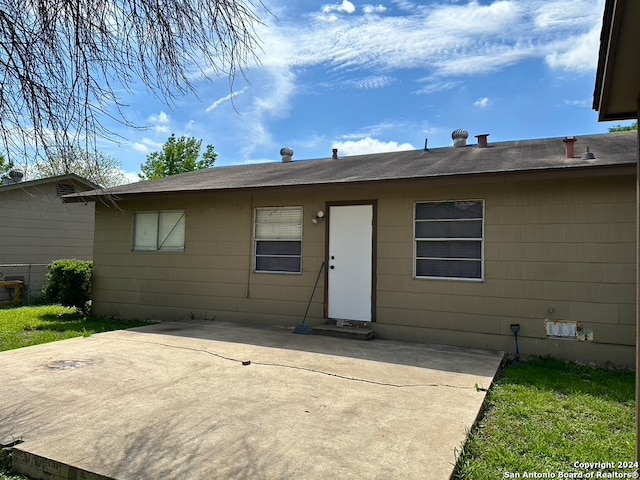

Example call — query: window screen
[134,211,185,252]
[415,201,483,280]
[255,207,302,273]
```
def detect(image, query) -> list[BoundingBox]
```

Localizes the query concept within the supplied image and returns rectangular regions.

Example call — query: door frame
[323,200,377,322]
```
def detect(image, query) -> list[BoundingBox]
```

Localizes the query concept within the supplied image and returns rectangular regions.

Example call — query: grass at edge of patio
[454,357,636,479]
[0,304,153,479]
[0,305,152,353]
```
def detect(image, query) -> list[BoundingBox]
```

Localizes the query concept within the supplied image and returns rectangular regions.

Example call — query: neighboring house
[65,132,637,366]
[0,173,97,298]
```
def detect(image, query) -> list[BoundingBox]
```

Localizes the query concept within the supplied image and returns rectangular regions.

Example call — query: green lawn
[455,357,636,479]
[0,305,150,352]
[0,310,636,479]
[0,305,151,479]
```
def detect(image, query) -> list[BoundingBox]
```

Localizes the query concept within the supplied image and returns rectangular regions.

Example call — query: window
[133,211,185,252]
[414,200,483,280]
[255,207,302,273]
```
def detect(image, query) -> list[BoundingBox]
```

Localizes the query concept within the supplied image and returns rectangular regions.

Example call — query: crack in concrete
[118,337,477,391]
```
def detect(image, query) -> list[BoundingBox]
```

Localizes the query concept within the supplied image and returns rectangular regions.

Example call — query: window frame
[132,210,186,253]
[254,206,303,274]
[413,199,484,281]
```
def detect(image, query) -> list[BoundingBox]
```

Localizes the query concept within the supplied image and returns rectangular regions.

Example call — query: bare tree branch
[0,0,265,168]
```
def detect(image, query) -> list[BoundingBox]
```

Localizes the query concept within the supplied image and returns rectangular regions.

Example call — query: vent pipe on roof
[582,146,596,160]
[424,138,429,151]
[280,147,294,163]
[452,129,469,147]
[1,169,24,185]
[475,133,490,148]
[563,137,577,158]
[332,148,338,160]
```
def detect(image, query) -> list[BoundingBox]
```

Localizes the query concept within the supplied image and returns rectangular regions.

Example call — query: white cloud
[132,143,149,154]
[255,0,603,81]
[474,97,490,108]
[563,99,591,108]
[154,125,171,135]
[206,87,248,113]
[333,137,415,156]
[322,1,356,14]
[197,0,604,163]
[148,111,170,124]
[226,67,298,159]
[534,0,603,29]
[341,122,401,140]
[348,75,394,90]
[415,79,459,95]
[392,0,417,11]
[424,1,524,37]
[122,171,141,183]
[146,111,172,134]
[131,137,163,155]
[363,4,387,14]
[545,23,600,72]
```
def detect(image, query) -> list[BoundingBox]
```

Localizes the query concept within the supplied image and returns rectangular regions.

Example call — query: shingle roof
[0,173,98,194]
[64,132,637,201]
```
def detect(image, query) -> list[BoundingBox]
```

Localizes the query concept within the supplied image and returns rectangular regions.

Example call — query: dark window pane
[416,240,481,259]
[416,201,482,220]
[415,220,482,238]
[256,241,302,256]
[256,256,301,273]
[416,259,481,279]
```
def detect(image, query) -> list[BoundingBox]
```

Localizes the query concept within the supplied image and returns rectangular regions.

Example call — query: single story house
[66,132,637,366]
[592,0,640,452]
[0,173,96,299]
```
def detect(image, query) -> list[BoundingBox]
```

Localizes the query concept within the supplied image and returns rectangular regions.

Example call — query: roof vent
[563,137,577,158]
[452,129,469,147]
[280,147,294,163]
[581,146,596,160]
[424,138,429,151]
[332,148,338,160]
[1,169,24,185]
[475,133,490,148]
[56,182,76,197]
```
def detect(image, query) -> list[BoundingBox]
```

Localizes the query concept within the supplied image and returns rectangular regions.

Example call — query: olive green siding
[93,174,636,366]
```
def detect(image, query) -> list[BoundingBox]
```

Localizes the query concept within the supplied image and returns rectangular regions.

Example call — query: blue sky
[99,0,629,182]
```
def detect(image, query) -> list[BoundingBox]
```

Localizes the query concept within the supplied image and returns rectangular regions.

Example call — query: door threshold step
[312,325,376,340]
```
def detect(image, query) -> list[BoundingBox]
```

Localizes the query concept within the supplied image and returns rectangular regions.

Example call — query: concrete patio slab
[0,321,504,480]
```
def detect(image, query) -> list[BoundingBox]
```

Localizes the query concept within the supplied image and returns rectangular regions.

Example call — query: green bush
[44,260,93,315]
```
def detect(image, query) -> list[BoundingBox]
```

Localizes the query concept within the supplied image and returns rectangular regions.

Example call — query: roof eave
[594,0,640,121]
[63,162,636,203]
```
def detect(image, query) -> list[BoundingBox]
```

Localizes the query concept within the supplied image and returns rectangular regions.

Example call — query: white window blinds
[134,211,185,252]
[255,207,303,273]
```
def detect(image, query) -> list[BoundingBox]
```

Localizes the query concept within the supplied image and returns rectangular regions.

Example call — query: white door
[328,204,373,322]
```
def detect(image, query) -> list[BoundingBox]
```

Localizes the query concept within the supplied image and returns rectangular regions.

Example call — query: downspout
[246,194,254,298]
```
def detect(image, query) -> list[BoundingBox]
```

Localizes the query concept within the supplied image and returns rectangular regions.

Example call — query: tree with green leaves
[608,122,638,132]
[0,154,10,175]
[139,135,218,180]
